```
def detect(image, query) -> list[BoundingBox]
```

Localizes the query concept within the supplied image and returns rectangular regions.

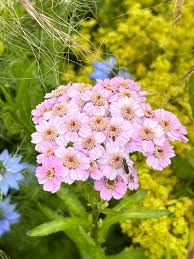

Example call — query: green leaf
[0,41,4,56]
[38,203,63,220]
[114,190,147,212]
[0,85,13,104]
[173,155,194,181]
[28,217,89,237]
[14,59,44,134]
[188,73,194,118]
[28,218,104,259]
[98,209,169,243]
[66,226,104,259]
[185,150,194,168]
[57,188,87,217]
[106,248,147,259]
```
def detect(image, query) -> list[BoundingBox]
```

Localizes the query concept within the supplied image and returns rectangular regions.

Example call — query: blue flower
[0,150,29,195]
[0,196,20,237]
[90,56,117,80]
[90,56,131,80]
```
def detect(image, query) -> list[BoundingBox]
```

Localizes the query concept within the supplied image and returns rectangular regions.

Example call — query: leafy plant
[28,188,169,259]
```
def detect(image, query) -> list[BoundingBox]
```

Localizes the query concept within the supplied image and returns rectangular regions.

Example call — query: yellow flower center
[140,127,154,140]
[108,153,123,169]
[42,128,58,141]
[63,154,80,169]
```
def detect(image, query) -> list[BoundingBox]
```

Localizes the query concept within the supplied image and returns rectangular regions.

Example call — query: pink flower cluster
[31,77,188,201]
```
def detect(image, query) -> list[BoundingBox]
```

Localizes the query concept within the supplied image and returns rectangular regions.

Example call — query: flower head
[32,99,55,124]
[139,118,165,153]
[145,142,175,171]
[31,117,66,150]
[98,142,133,180]
[0,196,20,237]
[36,156,64,193]
[45,85,66,99]
[88,160,103,180]
[90,57,131,81]
[75,131,105,160]
[110,97,144,123]
[106,117,133,145]
[90,56,117,80]
[126,168,139,190]
[36,141,58,164]
[154,109,188,142]
[0,150,28,195]
[94,175,127,201]
[31,76,188,200]
[55,147,90,182]
[64,112,90,138]
[82,88,110,116]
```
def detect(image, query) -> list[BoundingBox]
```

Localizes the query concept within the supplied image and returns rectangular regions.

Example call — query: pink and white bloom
[31,117,66,148]
[64,112,90,137]
[109,88,146,103]
[176,124,188,143]
[45,85,67,99]
[32,99,55,124]
[98,142,133,180]
[75,131,105,160]
[31,76,188,200]
[56,132,80,148]
[88,160,103,180]
[126,131,142,153]
[126,168,139,190]
[43,101,68,120]
[89,116,107,140]
[95,78,118,94]
[143,103,155,119]
[106,117,133,145]
[55,147,90,182]
[145,142,175,171]
[67,83,92,112]
[67,83,92,99]
[36,141,58,163]
[110,97,144,122]
[43,98,79,120]
[94,175,127,201]
[111,77,141,91]
[154,109,187,142]
[139,118,165,153]
[35,156,65,193]
[82,88,110,116]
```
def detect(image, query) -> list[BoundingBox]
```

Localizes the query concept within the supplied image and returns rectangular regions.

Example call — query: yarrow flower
[94,175,127,201]
[31,76,188,201]
[36,156,65,192]
[0,196,20,237]
[0,150,30,195]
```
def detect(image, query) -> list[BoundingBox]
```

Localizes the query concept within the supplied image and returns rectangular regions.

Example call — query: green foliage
[188,73,194,119]
[114,190,148,212]
[28,217,90,237]
[0,57,44,161]
[98,209,169,243]
[0,250,9,259]
[57,188,87,217]
[0,0,96,85]
[173,154,194,181]
[106,248,147,259]
[26,183,169,259]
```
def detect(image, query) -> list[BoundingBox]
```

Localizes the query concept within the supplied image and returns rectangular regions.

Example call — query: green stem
[91,204,99,242]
